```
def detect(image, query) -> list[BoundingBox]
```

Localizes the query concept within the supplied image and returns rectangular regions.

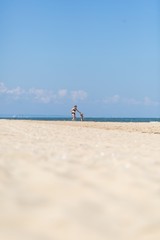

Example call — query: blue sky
[0,0,159,117]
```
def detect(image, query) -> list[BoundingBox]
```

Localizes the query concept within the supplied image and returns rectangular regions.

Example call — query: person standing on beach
[80,112,84,121]
[71,105,82,120]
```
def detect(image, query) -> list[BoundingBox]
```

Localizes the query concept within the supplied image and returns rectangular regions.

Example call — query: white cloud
[104,94,120,104]
[129,96,160,106]
[7,87,25,98]
[125,97,141,105]
[0,82,7,93]
[1,81,158,107]
[71,90,88,101]
[29,88,56,103]
[104,94,160,106]
[0,82,25,99]
[143,97,160,106]
[0,82,88,104]
[57,89,68,98]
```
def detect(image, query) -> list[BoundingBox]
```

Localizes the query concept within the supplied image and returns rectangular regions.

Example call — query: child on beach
[71,105,83,121]
[80,112,84,121]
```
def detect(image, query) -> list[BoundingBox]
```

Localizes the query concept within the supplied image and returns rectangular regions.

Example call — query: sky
[0,0,159,117]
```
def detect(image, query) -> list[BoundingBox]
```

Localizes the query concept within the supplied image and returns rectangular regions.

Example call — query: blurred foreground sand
[0,120,160,240]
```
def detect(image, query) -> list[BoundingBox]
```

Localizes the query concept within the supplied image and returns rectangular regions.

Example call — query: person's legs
[72,113,76,120]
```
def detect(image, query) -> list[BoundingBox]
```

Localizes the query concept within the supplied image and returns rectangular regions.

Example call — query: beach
[0,120,160,240]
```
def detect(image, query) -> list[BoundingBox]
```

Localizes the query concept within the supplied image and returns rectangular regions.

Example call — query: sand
[0,120,160,240]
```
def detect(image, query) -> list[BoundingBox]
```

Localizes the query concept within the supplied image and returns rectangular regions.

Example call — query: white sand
[0,120,160,240]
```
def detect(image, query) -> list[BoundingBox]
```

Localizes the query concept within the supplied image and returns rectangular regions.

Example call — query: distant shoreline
[0,116,160,122]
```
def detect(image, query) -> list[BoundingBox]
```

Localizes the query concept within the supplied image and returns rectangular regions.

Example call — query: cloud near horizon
[103,94,160,107]
[1,82,159,107]
[0,82,88,103]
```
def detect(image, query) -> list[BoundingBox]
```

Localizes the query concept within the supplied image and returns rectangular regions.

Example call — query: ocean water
[0,115,160,122]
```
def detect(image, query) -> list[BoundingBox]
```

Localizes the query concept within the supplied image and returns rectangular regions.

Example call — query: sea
[0,115,160,122]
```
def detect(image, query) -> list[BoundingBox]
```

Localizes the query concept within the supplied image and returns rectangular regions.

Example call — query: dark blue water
[0,115,160,122]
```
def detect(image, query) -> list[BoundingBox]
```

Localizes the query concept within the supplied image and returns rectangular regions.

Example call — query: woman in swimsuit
[71,105,81,120]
